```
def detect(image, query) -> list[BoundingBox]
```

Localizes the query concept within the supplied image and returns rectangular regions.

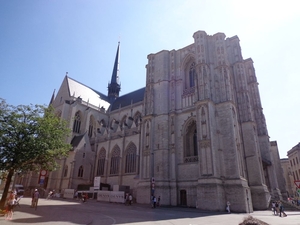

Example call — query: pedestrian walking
[271,201,276,215]
[226,201,231,213]
[31,189,39,210]
[129,194,133,205]
[279,202,287,217]
[157,196,161,207]
[125,193,129,205]
[150,195,154,208]
[275,201,279,215]
[4,191,16,220]
[153,196,157,208]
[74,190,78,200]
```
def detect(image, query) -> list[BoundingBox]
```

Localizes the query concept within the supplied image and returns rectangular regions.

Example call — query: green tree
[0,99,71,209]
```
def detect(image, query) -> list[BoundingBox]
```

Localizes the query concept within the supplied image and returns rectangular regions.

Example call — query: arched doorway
[180,190,187,206]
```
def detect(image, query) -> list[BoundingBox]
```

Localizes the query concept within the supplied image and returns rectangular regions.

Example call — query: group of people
[124,193,133,205]
[124,194,161,208]
[271,201,287,217]
[81,192,88,203]
[3,189,24,220]
[151,195,161,208]
[3,188,40,220]
[73,190,88,202]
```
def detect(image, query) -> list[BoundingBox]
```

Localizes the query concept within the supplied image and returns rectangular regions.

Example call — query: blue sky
[0,0,299,158]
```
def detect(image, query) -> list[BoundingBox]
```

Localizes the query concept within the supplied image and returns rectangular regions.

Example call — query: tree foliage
[0,98,71,208]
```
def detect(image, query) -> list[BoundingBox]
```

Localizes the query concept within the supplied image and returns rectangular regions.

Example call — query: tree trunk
[0,169,14,209]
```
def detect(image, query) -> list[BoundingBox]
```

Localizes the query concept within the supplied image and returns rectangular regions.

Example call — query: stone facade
[23,31,287,212]
[281,158,294,197]
[283,143,300,197]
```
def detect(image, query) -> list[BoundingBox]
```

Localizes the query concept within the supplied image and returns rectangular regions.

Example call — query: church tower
[41,31,285,214]
[108,42,121,101]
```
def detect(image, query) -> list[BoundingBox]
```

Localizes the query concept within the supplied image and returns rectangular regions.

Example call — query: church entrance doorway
[180,190,187,206]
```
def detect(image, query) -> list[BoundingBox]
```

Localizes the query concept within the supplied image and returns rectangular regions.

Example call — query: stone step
[281,200,300,211]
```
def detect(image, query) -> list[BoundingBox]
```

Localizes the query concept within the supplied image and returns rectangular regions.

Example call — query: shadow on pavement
[6,197,227,224]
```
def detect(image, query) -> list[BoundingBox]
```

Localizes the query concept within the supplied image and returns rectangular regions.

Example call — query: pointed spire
[111,42,120,84]
[108,42,121,101]
[48,89,56,107]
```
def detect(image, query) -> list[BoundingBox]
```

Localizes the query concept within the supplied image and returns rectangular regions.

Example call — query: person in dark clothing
[129,194,133,205]
[279,202,287,217]
[275,201,279,215]
[153,196,157,208]
[81,192,88,203]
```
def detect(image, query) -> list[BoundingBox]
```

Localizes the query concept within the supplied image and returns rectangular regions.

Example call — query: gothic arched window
[64,165,68,177]
[125,143,137,174]
[73,111,81,133]
[184,120,198,163]
[97,148,106,176]
[88,115,95,138]
[184,60,197,90]
[78,165,84,177]
[133,112,142,127]
[189,62,196,88]
[110,146,120,175]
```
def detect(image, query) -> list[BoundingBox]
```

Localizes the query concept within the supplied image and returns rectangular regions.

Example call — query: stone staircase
[281,200,300,211]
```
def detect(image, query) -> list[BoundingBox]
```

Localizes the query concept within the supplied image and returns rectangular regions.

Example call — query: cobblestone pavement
[1,197,300,225]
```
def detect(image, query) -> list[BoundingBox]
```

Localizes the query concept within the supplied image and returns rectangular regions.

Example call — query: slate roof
[65,76,145,112]
[292,142,300,149]
[90,88,110,102]
[70,134,85,148]
[110,87,145,111]
[67,76,111,110]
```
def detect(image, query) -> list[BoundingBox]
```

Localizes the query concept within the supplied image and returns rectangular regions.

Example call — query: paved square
[1,197,299,225]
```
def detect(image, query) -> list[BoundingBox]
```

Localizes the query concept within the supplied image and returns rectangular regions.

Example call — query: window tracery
[64,165,68,177]
[184,119,198,163]
[188,62,196,88]
[125,143,137,174]
[73,111,81,133]
[110,146,120,175]
[78,165,84,177]
[88,115,95,138]
[97,148,106,176]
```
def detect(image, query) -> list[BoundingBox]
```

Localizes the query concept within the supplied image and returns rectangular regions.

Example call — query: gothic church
[42,31,286,212]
